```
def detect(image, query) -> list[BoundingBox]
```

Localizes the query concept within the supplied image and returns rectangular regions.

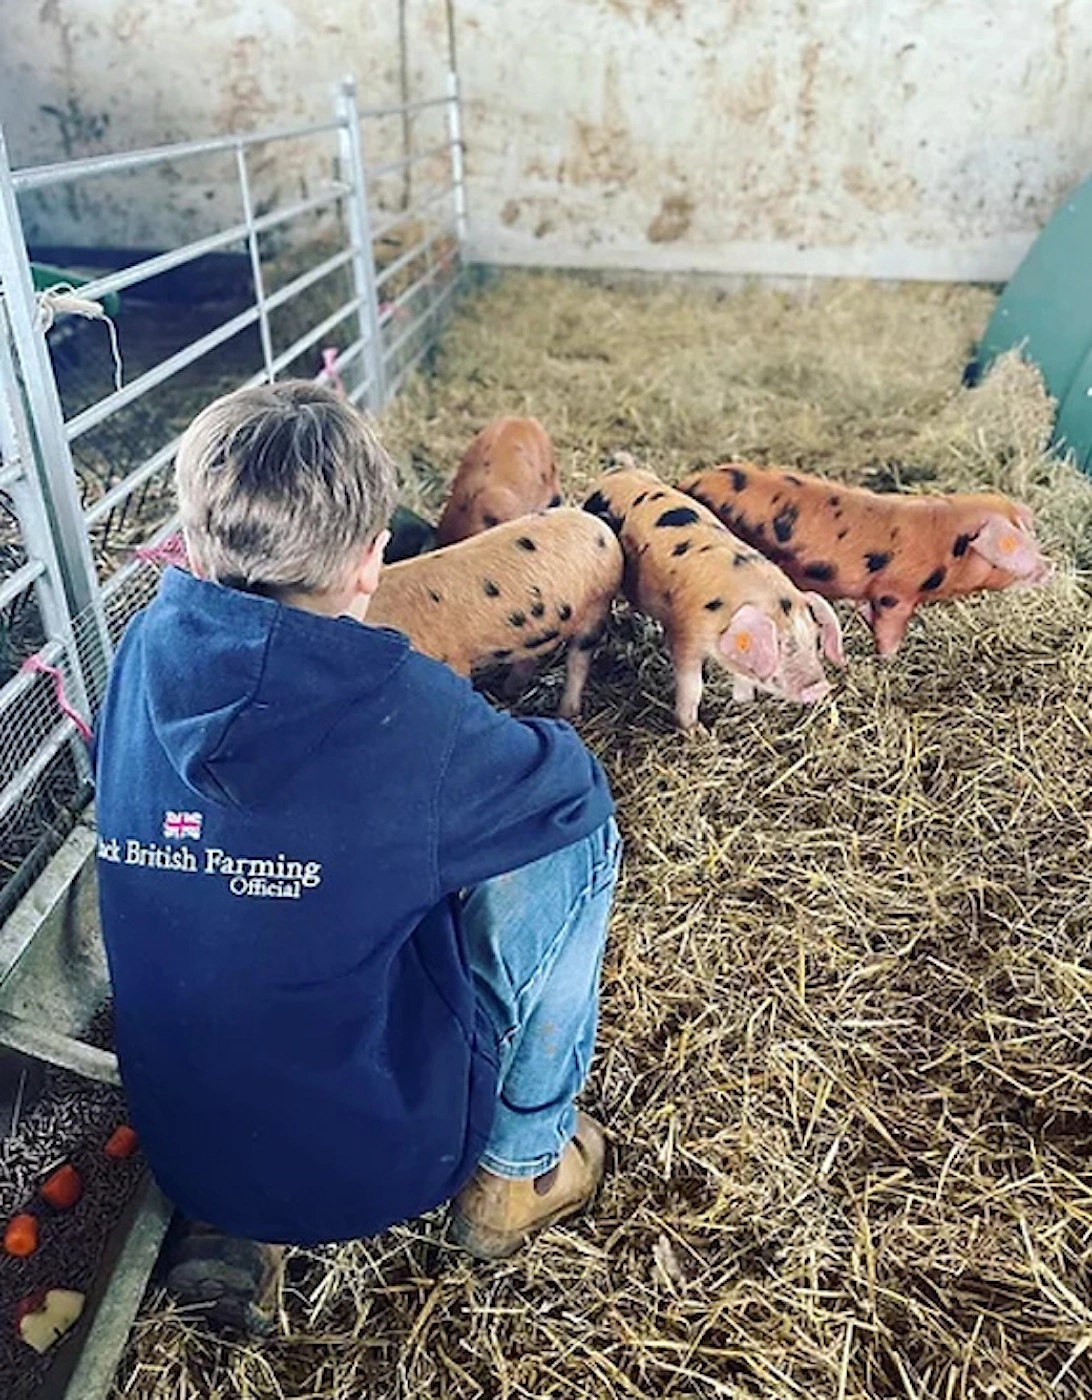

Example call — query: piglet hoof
[731,675,757,703]
[557,697,582,721]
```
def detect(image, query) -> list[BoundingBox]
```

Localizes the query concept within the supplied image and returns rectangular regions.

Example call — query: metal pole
[235,143,276,382]
[0,126,112,714]
[445,68,468,251]
[335,77,387,409]
[421,204,439,345]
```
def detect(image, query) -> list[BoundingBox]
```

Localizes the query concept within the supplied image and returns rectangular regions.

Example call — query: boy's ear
[358,529,390,593]
[180,529,202,578]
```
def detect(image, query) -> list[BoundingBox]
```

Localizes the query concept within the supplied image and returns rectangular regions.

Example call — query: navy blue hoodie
[94,568,613,1244]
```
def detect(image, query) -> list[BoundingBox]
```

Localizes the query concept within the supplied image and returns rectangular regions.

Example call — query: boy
[94,380,620,1327]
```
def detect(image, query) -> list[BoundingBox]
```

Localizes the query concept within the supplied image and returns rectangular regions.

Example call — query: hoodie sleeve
[435,688,614,893]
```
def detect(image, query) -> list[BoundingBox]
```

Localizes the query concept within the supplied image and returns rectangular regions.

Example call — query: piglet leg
[558,643,593,719]
[871,597,916,657]
[559,591,615,718]
[671,640,705,730]
[559,609,610,718]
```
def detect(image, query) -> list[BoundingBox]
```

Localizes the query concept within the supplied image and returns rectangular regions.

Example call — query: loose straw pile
[114,272,1092,1400]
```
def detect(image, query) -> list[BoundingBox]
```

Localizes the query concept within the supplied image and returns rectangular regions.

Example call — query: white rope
[35,283,125,391]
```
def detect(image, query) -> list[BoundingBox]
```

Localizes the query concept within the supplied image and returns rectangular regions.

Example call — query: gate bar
[336,77,387,408]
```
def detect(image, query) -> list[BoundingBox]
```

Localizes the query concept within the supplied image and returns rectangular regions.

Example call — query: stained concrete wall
[0,0,454,253]
[3,0,1091,281]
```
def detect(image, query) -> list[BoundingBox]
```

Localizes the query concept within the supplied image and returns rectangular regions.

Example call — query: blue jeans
[461,818,622,1179]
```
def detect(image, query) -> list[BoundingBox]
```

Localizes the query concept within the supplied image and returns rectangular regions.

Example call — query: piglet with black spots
[368,507,622,717]
[677,462,1055,657]
[435,416,563,546]
[583,459,844,729]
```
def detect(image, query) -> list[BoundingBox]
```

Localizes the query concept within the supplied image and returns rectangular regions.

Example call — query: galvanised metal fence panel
[0,290,94,912]
[0,71,468,910]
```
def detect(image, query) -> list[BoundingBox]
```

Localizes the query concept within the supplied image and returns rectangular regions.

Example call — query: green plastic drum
[971,174,1092,473]
[1055,339,1092,472]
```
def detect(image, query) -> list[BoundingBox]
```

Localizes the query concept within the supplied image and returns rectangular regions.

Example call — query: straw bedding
[111,272,1092,1400]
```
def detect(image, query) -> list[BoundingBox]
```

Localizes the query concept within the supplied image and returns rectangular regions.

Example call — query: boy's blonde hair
[175,380,398,596]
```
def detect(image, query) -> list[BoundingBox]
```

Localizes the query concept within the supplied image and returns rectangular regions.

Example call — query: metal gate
[0,71,467,913]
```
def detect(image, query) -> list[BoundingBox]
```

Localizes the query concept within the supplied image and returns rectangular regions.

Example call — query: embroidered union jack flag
[163,810,203,840]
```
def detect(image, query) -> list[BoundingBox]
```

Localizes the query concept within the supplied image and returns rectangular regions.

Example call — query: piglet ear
[969,513,1048,579]
[718,604,779,681]
[803,591,845,667]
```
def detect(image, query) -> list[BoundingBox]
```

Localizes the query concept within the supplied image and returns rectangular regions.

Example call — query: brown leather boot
[449,1111,606,1261]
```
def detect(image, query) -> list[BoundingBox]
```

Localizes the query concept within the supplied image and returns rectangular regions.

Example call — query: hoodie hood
[140,568,408,808]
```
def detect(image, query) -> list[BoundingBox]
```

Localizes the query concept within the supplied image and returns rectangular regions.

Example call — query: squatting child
[94,380,620,1327]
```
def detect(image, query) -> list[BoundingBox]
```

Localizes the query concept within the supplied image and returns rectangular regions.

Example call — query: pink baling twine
[379,300,411,326]
[134,534,192,571]
[20,656,93,744]
[317,347,346,398]
[26,535,196,747]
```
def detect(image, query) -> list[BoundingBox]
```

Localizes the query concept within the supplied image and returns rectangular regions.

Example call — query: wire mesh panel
[0,71,468,909]
[0,294,92,912]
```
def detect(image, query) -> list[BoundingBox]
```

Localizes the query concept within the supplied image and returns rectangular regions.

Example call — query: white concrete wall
[3,0,1091,281]
[1,0,454,251]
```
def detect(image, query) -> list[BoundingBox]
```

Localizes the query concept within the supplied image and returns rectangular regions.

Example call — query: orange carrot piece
[3,1214,39,1257]
[40,1164,82,1210]
[104,1125,139,1159]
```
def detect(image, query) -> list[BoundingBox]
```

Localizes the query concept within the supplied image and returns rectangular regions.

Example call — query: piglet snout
[972,513,1055,588]
[798,678,831,704]
[1007,550,1055,590]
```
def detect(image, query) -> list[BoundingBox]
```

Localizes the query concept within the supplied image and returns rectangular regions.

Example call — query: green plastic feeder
[971,174,1092,473]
